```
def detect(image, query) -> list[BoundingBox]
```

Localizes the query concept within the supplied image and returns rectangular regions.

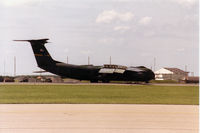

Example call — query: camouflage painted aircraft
[14,39,155,83]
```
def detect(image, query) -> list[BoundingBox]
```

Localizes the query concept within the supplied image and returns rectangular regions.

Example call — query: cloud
[113,26,130,31]
[139,16,152,25]
[172,0,197,7]
[0,0,41,7]
[96,10,133,23]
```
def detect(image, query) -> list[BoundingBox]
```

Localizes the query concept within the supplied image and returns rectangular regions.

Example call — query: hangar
[155,67,189,81]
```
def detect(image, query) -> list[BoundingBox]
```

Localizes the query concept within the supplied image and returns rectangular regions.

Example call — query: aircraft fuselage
[15,39,155,83]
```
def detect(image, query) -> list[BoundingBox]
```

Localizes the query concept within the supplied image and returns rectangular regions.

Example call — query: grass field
[0,84,198,105]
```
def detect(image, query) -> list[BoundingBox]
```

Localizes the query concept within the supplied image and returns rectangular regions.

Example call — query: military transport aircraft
[14,39,155,83]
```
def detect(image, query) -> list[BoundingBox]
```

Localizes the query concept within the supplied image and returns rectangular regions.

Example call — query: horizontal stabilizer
[14,38,49,44]
[33,70,47,73]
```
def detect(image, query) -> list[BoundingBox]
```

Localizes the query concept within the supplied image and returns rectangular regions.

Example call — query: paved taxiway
[0,104,198,133]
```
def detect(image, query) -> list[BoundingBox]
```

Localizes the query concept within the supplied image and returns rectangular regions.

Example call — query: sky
[0,0,198,76]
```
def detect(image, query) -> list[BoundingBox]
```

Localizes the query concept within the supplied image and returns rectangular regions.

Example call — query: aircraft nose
[150,71,155,80]
[146,70,155,81]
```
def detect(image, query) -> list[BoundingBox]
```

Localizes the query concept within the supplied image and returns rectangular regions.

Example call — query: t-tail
[14,39,56,69]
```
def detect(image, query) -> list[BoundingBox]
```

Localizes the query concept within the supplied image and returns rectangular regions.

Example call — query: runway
[0,104,198,133]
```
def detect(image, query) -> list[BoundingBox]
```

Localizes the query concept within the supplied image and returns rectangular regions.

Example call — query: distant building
[155,68,188,81]
[183,76,199,83]
[4,77,15,82]
[15,76,28,82]
[0,76,3,82]
[48,76,63,83]
[28,77,37,83]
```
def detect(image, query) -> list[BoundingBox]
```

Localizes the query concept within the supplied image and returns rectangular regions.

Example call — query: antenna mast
[88,56,90,65]
[153,57,156,71]
[14,56,16,77]
[67,56,68,64]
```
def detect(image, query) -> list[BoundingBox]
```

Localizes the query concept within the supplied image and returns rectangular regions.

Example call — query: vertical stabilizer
[14,39,55,68]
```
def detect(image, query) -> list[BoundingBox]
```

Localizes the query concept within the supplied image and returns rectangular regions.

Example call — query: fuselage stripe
[35,54,50,57]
